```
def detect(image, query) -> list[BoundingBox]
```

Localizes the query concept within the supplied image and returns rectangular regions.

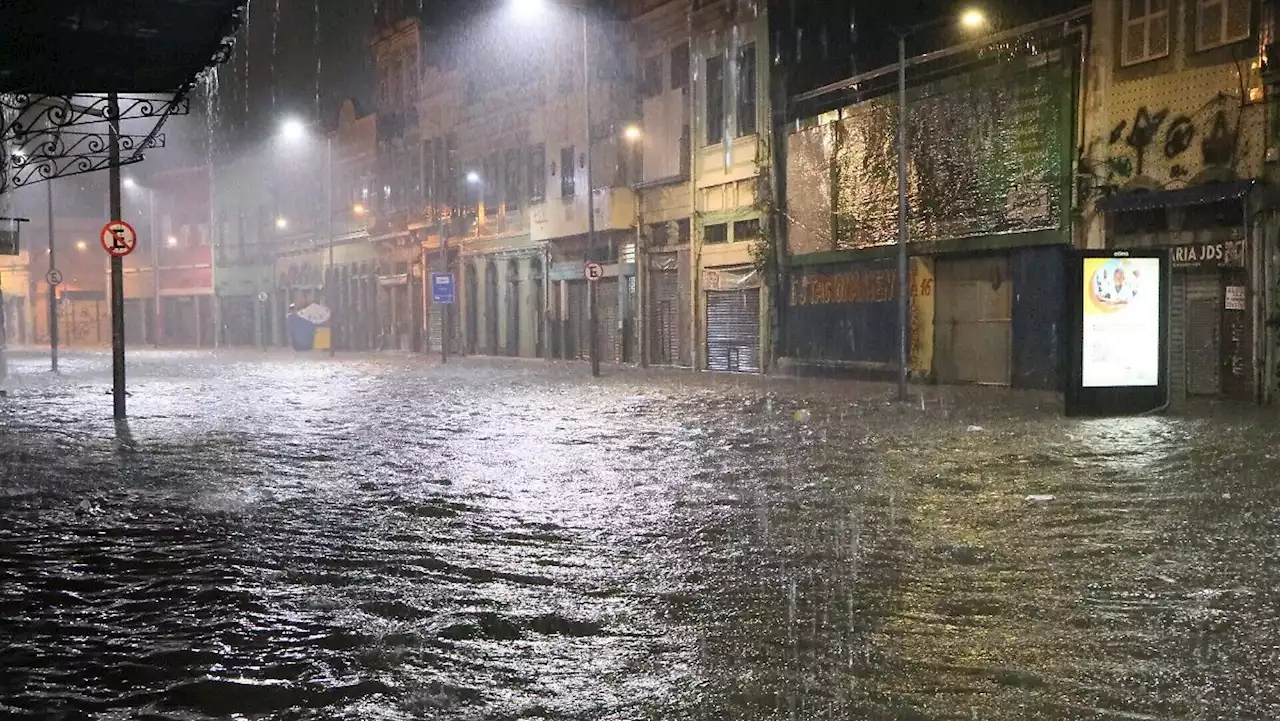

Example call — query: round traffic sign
[45,268,62,287]
[100,220,137,258]
[584,261,604,282]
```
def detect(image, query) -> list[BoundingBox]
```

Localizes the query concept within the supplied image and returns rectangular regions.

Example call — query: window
[528,144,546,204]
[649,221,669,247]
[504,149,521,209]
[703,222,728,244]
[733,218,761,242]
[671,43,690,90]
[706,54,725,145]
[642,56,663,97]
[1121,0,1170,66]
[1196,0,1250,51]
[676,218,691,244]
[736,44,757,137]
[560,146,575,198]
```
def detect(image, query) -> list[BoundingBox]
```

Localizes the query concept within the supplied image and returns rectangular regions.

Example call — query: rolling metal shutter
[567,280,589,361]
[597,278,620,364]
[706,288,760,372]
[651,269,680,365]
[1168,272,1187,402]
[1184,273,1221,396]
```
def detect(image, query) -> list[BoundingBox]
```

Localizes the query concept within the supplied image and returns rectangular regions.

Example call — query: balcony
[529,186,637,242]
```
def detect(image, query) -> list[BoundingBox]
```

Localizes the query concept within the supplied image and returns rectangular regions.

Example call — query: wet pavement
[1,349,1279,720]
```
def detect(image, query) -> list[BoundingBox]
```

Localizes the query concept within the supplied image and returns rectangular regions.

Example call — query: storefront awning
[1097,179,1256,213]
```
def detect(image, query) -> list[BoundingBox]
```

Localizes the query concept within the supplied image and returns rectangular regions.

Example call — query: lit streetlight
[166,235,178,247]
[277,114,335,356]
[623,124,642,142]
[466,171,481,185]
[75,240,87,251]
[353,203,367,216]
[123,176,137,190]
[960,8,989,30]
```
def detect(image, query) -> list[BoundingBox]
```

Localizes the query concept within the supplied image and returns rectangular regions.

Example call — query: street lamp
[353,203,367,216]
[623,124,642,142]
[75,240,87,251]
[894,8,988,403]
[466,171,481,185]
[166,235,178,247]
[278,115,335,356]
[504,0,599,376]
[275,216,289,231]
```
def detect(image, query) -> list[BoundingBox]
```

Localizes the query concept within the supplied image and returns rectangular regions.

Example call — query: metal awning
[0,1,246,195]
[0,1,247,94]
[1096,179,1257,213]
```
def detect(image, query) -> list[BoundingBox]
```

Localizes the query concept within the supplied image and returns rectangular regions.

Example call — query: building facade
[778,12,1085,390]
[1081,0,1271,404]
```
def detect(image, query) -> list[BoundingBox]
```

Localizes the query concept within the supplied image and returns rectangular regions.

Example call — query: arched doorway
[485,259,499,354]
[530,257,544,358]
[506,258,521,356]
[465,262,479,355]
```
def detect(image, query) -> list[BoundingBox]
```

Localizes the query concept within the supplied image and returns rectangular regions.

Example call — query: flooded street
[2,350,1279,720]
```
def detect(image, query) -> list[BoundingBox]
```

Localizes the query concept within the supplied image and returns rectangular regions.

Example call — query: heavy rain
[3,0,1280,720]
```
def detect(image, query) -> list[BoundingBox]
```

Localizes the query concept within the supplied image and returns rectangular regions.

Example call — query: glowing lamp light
[960,8,988,30]
[166,236,179,247]
[466,171,481,185]
[275,217,289,230]
[623,125,642,141]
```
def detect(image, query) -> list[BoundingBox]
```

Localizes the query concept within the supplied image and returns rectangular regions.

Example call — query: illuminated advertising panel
[1067,251,1168,417]
[1081,256,1161,388]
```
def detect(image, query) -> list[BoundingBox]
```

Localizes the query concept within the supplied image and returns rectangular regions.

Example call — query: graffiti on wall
[1081,92,1254,198]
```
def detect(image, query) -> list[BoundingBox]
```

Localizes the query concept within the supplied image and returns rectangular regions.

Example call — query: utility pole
[47,181,58,373]
[895,33,909,403]
[583,10,599,378]
[437,152,448,364]
[108,92,127,420]
[326,135,335,357]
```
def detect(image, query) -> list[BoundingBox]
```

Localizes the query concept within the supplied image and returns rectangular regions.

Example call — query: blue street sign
[431,272,456,304]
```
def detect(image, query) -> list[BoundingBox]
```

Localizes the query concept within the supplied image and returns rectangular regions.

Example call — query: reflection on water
[1,350,1278,720]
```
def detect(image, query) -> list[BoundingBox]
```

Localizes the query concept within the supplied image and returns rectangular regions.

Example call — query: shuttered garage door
[597,278,620,364]
[1184,273,1221,397]
[706,289,760,373]
[566,280,589,361]
[651,269,680,365]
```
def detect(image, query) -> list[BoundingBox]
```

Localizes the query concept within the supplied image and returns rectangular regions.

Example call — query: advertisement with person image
[1081,256,1161,388]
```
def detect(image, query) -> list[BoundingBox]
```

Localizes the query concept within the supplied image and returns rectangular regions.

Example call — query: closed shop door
[1185,273,1220,397]
[567,280,589,361]
[935,257,1012,385]
[650,269,680,365]
[706,288,760,372]
[1168,272,1188,401]
[597,278,619,364]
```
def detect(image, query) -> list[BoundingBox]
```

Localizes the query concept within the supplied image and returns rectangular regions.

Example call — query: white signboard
[1081,256,1161,388]
[1225,285,1246,311]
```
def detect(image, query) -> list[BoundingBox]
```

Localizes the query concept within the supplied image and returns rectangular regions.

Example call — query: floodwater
[1,350,1278,720]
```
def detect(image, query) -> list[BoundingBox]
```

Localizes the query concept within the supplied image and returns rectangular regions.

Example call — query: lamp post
[279,116,335,357]
[509,0,598,376]
[894,8,988,402]
[623,123,644,368]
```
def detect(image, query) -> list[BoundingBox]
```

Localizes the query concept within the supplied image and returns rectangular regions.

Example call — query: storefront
[1101,182,1261,403]
[703,265,762,373]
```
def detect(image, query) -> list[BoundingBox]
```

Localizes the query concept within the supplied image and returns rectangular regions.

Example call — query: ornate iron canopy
[0,0,247,194]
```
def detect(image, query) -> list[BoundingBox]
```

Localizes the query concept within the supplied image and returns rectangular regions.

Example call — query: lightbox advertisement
[1081,256,1161,388]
